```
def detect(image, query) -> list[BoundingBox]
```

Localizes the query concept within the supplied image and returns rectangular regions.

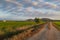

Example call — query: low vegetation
[4,23,44,40]
[0,19,45,40]
[53,21,60,30]
[0,21,36,35]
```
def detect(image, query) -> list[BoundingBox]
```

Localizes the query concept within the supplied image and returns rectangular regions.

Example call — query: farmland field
[0,20,45,40]
[0,20,45,36]
[0,21,36,35]
[53,21,60,30]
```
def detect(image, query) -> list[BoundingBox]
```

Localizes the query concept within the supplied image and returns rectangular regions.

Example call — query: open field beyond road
[53,22,60,30]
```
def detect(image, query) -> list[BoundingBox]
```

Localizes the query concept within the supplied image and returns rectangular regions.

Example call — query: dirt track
[27,22,60,40]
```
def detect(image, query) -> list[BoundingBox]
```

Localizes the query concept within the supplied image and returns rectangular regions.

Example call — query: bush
[34,18,40,24]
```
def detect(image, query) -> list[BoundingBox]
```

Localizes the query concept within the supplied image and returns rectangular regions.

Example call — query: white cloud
[5,0,23,7]
[0,0,60,20]
[25,7,33,12]
[32,1,38,6]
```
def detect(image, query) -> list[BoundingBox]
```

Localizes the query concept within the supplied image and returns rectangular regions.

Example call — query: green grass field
[0,20,45,38]
[53,22,60,30]
[0,21,36,35]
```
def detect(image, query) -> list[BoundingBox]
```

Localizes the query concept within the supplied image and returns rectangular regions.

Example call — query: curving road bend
[26,22,60,40]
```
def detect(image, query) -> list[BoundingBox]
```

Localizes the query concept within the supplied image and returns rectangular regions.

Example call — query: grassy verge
[53,22,60,30]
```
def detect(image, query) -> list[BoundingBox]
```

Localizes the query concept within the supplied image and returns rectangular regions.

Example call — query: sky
[0,0,60,20]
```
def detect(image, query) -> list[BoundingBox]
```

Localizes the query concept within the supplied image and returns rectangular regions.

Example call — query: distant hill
[41,18,52,21]
[26,19,34,21]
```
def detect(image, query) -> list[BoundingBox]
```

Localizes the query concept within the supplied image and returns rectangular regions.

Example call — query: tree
[34,18,40,24]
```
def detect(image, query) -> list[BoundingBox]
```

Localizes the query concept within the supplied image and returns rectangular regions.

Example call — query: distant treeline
[52,20,60,22]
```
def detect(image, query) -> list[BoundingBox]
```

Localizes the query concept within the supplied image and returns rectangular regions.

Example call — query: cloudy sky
[0,0,60,20]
